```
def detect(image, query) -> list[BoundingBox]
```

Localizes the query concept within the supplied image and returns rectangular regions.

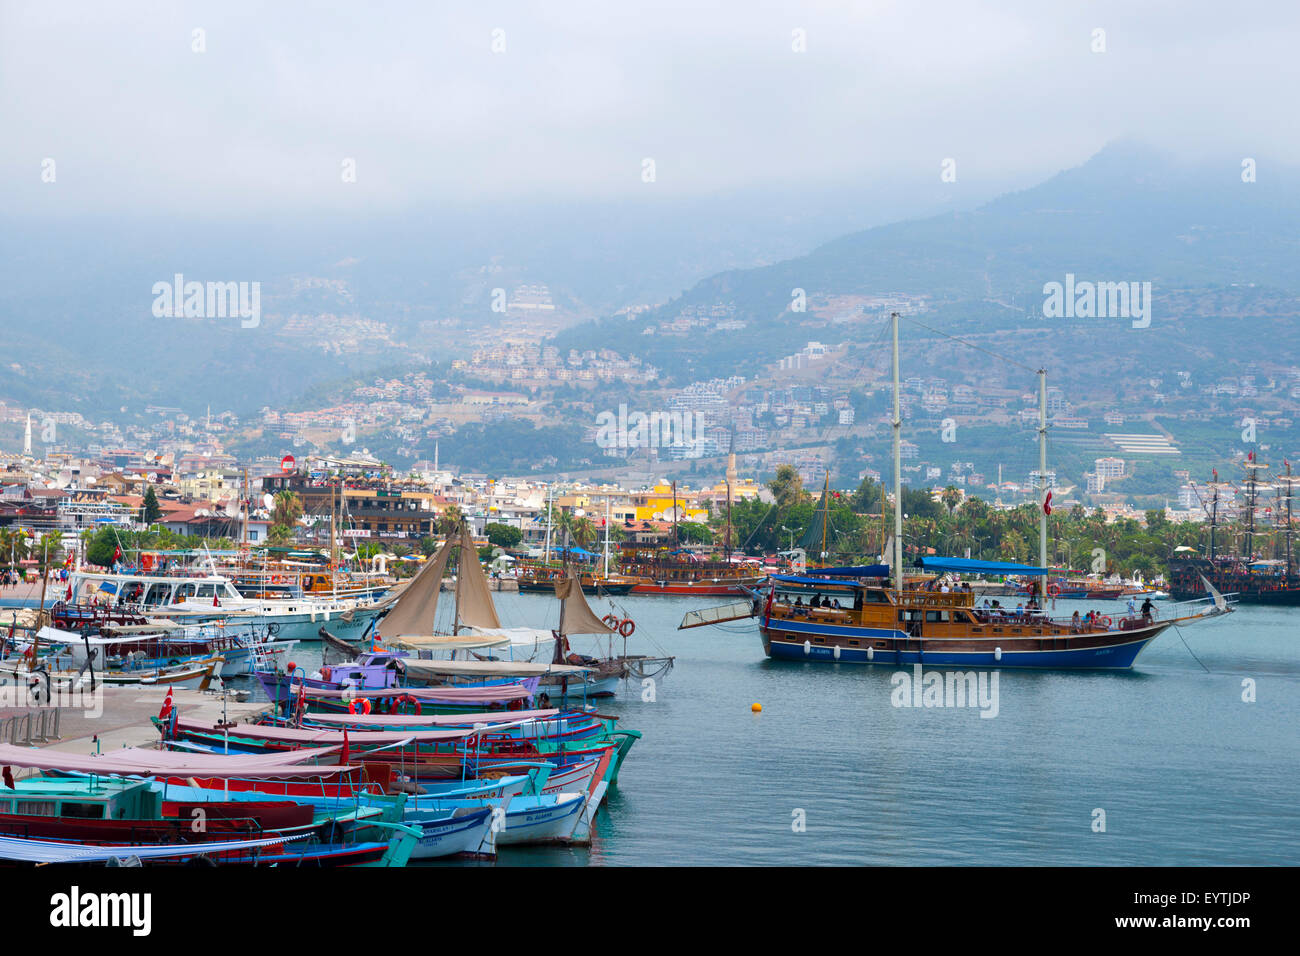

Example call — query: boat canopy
[770,574,862,588]
[0,743,348,778]
[304,707,560,728]
[384,634,511,651]
[400,659,593,679]
[915,556,1049,575]
[174,719,476,745]
[0,832,308,864]
[806,565,891,578]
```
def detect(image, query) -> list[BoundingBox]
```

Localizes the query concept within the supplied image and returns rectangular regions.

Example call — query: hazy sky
[2,1,1297,217]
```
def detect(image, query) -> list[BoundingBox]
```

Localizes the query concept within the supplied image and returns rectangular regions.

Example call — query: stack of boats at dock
[0,527,647,866]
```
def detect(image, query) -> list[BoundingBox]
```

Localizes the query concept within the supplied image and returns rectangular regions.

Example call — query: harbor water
[8,592,1297,865]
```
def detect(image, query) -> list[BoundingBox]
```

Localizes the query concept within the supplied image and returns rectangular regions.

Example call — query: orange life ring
[618,618,635,638]
[601,614,621,629]
[1100,616,1113,628]
[1047,583,1061,596]
[396,694,421,715]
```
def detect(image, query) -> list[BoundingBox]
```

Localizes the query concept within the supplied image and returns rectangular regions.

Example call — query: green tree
[484,522,523,548]
[142,486,162,524]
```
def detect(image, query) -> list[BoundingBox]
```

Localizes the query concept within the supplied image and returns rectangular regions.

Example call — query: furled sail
[376,533,454,638]
[556,568,617,636]
[455,525,501,630]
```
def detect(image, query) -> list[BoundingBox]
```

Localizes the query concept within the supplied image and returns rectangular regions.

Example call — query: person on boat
[1071,610,1082,633]
[794,596,804,607]
[1140,597,1155,621]
[1126,597,1137,620]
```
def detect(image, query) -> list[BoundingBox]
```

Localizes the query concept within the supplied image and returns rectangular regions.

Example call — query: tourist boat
[0,744,419,866]
[65,567,384,642]
[365,526,673,699]
[683,312,1232,670]
[620,551,765,597]
[13,621,295,678]
[517,567,637,595]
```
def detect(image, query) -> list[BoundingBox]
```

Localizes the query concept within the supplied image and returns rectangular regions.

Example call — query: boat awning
[304,707,560,728]
[384,634,511,651]
[400,659,594,679]
[770,574,862,588]
[0,743,348,778]
[0,832,308,864]
[806,565,891,578]
[174,719,476,745]
[915,557,1049,576]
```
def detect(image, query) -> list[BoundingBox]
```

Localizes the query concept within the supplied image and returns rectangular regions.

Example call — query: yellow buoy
[751,702,762,712]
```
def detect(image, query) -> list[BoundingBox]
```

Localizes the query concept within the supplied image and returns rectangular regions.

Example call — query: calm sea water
[10,592,1298,865]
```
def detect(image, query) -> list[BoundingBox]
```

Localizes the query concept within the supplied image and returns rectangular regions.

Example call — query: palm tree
[437,504,464,535]
[568,515,598,550]
[271,491,304,529]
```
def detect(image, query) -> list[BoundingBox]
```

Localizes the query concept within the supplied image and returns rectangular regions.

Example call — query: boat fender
[803,640,811,656]
[994,646,1002,662]
[832,644,841,660]
[866,646,873,662]
[618,619,635,638]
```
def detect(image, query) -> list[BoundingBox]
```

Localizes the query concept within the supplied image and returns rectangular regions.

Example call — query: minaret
[23,413,32,456]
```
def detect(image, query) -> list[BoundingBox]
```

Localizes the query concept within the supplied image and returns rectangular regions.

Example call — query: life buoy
[396,694,421,715]
[348,698,368,715]
[1099,616,1113,628]
[1047,583,1060,596]
[601,614,621,629]
[618,618,635,638]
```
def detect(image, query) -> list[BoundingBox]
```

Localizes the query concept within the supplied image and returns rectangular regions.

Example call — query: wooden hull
[759,617,1171,669]
[630,579,757,597]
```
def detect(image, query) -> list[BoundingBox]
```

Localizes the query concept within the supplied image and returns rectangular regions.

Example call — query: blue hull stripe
[765,635,1155,669]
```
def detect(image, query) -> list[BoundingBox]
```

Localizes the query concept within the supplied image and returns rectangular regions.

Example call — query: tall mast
[819,473,829,566]
[1209,472,1219,560]
[891,312,903,598]
[604,496,611,578]
[672,480,679,550]
[1038,369,1049,599]
[1245,455,1259,559]
[543,483,553,563]
[1286,461,1294,578]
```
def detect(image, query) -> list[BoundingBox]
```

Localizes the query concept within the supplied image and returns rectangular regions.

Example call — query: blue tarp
[771,574,862,588]
[916,556,1048,575]
[551,547,594,557]
[807,565,891,578]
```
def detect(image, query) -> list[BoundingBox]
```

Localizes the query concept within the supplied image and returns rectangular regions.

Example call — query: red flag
[2,766,13,790]
[1043,490,1053,516]
[213,594,220,607]
[340,728,350,766]
[1248,450,1255,462]
[158,685,174,721]
[64,584,72,601]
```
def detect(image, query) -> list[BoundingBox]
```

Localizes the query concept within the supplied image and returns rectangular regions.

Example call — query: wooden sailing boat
[687,312,1232,669]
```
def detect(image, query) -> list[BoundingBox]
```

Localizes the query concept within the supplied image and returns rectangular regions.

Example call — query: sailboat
[686,312,1232,669]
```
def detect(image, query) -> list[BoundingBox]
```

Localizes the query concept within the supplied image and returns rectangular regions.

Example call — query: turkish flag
[158,685,174,721]
[112,545,122,562]
[1043,490,1053,516]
